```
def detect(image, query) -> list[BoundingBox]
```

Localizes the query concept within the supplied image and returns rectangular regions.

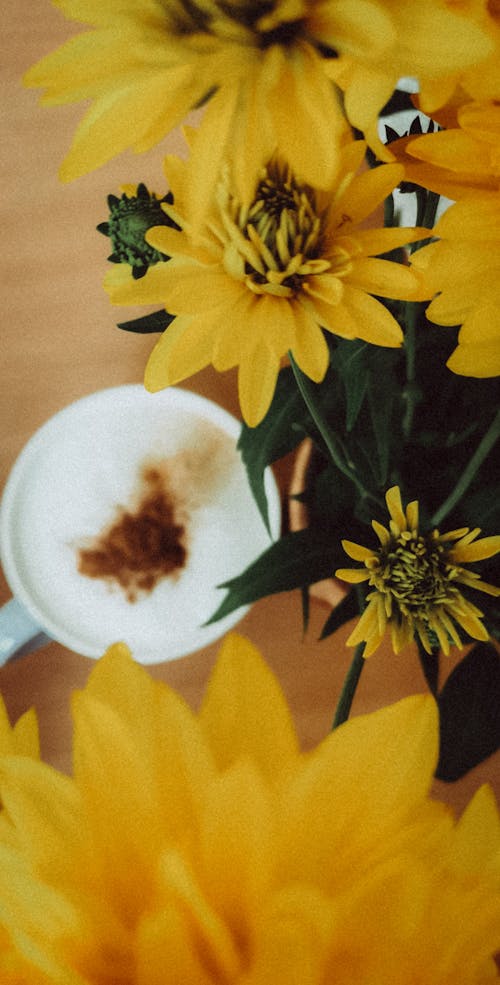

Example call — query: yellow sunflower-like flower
[411,192,500,377]
[336,486,500,658]
[0,634,499,983]
[24,0,492,217]
[105,140,430,426]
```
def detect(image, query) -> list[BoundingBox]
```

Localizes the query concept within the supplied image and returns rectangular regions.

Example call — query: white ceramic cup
[0,385,281,665]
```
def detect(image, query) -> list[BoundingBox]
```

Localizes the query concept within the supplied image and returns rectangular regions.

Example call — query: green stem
[430,408,500,528]
[402,301,421,439]
[289,353,383,510]
[332,642,366,729]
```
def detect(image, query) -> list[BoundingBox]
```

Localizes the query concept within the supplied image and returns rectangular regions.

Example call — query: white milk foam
[1,386,280,662]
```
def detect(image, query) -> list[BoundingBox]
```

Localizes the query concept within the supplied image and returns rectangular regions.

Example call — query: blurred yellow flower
[0,634,499,983]
[336,486,500,657]
[105,141,429,426]
[327,0,493,158]
[412,193,500,377]
[24,0,492,219]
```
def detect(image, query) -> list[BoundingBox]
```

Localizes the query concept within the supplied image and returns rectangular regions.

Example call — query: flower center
[221,159,330,297]
[368,532,459,616]
[163,0,312,48]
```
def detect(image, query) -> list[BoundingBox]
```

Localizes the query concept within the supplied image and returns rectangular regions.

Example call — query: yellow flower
[23,1,492,218]
[23,0,360,211]
[105,141,429,426]
[336,486,500,657]
[325,0,493,159]
[0,634,500,983]
[412,193,500,377]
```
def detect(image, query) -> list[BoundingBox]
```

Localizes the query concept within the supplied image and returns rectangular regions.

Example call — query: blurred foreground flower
[336,486,500,658]
[0,634,500,983]
[105,141,429,426]
[23,0,493,222]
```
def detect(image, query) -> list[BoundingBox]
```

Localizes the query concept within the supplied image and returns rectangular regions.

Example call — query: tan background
[1,0,498,812]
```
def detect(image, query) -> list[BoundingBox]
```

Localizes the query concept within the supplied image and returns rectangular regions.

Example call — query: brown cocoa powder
[77,462,187,602]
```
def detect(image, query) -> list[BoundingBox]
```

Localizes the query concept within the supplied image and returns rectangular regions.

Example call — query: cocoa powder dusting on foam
[77,461,187,602]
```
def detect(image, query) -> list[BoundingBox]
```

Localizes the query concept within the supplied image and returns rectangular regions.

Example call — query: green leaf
[319,589,359,640]
[332,340,369,432]
[207,528,342,624]
[436,642,500,782]
[366,362,395,487]
[116,310,175,333]
[238,367,308,532]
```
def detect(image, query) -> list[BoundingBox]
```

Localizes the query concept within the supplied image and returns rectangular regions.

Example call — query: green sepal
[436,642,500,782]
[206,528,343,625]
[319,588,359,640]
[116,310,175,333]
[238,366,309,533]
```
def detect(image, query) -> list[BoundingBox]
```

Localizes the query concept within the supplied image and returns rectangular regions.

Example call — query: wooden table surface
[1,0,498,814]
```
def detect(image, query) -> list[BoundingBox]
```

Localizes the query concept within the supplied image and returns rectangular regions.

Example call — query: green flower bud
[98,183,178,280]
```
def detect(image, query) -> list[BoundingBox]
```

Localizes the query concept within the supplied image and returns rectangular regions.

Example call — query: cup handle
[0,598,51,665]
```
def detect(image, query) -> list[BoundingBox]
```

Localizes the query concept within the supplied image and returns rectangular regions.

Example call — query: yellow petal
[385,486,407,531]
[281,694,438,891]
[341,539,374,562]
[0,757,82,881]
[104,261,170,306]
[331,162,404,227]
[450,535,500,563]
[271,44,344,190]
[144,316,211,392]
[340,286,403,347]
[450,784,500,880]
[199,633,299,781]
[335,567,371,584]
[371,519,390,545]
[290,305,330,383]
[346,257,422,301]
[237,343,281,427]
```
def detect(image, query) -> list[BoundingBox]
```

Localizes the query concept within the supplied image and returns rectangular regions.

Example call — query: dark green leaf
[366,368,394,487]
[436,642,500,782]
[116,310,175,334]
[332,340,369,432]
[207,528,342,624]
[319,589,359,640]
[238,367,308,532]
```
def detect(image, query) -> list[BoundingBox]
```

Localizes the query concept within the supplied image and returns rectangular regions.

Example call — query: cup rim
[0,384,281,662]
